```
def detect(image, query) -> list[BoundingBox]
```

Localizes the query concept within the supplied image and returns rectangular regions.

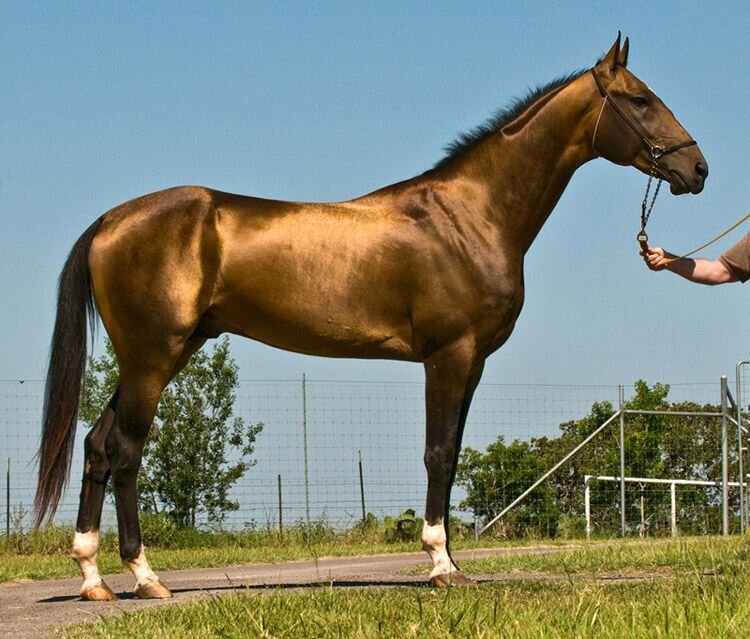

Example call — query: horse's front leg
[422,344,484,587]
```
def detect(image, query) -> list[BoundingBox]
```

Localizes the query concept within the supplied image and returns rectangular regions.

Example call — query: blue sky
[3,1,750,389]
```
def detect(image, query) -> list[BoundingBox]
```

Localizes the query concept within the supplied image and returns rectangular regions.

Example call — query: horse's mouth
[668,170,704,195]
[668,171,688,195]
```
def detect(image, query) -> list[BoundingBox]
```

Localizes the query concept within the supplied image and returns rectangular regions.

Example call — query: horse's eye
[631,96,649,109]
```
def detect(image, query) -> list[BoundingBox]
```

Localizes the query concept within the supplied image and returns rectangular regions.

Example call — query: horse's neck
[450,78,596,253]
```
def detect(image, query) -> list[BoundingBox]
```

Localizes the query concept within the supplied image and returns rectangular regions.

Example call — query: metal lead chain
[639,149,663,243]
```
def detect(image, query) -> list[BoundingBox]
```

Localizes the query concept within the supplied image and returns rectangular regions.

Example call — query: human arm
[641,246,739,285]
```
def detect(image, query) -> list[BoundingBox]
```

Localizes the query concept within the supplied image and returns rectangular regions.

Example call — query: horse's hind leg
[105,369,172,598]
[71,391,119,601]
[108,338,206,599]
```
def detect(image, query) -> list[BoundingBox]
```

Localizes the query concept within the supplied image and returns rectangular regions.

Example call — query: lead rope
[659,212,750,265]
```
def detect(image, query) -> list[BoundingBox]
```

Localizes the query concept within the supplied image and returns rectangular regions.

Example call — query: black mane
[433,68,588,170]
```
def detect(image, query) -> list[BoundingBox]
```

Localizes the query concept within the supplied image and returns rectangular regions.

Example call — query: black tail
[34,217,104,528]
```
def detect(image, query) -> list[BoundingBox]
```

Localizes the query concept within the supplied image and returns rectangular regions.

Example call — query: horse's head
[591,34,708,195]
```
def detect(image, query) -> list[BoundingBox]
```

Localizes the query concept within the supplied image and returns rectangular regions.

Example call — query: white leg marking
[421,518,458,578]
[126,545,160,589]
[71,530,103,593]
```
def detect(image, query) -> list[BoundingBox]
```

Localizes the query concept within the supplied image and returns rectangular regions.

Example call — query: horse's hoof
[134,577,173,599]
[81,581,119,601]
[429,572,477,588]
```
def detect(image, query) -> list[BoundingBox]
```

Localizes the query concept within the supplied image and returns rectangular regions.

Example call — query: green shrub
[346,512,383,543]
[0,522,74,555]
[385,509,423,543]
[556,513,586,540]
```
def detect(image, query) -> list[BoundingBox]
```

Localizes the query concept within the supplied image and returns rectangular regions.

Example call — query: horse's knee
[424,446,454,480]
[424,445,451,469]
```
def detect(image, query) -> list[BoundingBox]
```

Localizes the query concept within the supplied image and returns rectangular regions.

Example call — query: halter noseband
[590,69,697,248]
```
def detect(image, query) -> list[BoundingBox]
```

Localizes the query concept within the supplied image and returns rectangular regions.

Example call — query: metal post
[277,473,283,538]
[736,360,750,533]
[670,482,677,537]
[619,385,626,537]
[358,449,366,522]
[584,476,592,539]
[302,373,310,527]
[5,458,9,538]
[721,375,729,536]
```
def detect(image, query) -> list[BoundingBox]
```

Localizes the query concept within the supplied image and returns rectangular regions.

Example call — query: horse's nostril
[695,161,708,178]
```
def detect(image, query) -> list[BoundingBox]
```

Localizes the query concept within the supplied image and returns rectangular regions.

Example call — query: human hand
[641,246,669,271]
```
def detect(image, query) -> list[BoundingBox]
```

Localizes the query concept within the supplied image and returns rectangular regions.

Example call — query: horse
[35,34,707,600]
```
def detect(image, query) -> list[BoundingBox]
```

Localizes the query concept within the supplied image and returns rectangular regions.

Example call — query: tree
[456,436,559,537]
[80,336,263,528]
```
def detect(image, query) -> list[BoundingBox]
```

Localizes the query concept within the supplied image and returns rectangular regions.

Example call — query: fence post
[619,385,626,537]
[721,375,729,536]
[277,473,283,538]
[5,458,9,538]
[736,359,750,533]
[584,476,591,539]
[358,449,366,522]
[670,482,677,537]
[302,373,310,527]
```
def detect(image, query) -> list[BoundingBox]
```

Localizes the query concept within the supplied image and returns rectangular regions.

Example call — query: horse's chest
[476,275,525,349]
[485,284,524,325]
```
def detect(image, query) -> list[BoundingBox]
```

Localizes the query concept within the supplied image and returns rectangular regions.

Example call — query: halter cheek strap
[591,96,608,154]
[590,68,697,159]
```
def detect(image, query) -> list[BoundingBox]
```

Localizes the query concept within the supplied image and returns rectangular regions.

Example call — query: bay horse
[35,34,707,600]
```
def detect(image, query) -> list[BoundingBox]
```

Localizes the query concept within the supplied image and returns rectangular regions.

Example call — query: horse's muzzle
[667,158,708,195]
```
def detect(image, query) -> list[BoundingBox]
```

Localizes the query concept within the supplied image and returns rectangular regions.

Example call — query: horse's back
[87,185,424,362]
[206,189,426,359]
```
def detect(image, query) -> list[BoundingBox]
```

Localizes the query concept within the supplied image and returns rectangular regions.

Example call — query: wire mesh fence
[1,375,744,537]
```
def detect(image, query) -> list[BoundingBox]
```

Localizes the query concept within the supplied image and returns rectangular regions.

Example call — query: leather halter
[590,68,697,160]
[590,69,698,249]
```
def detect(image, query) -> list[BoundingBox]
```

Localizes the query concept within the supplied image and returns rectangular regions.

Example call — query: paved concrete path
[0,545,577,638]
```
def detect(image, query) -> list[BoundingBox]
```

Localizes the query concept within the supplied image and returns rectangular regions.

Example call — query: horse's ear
[619,36,629,68]
[602,32,622,72]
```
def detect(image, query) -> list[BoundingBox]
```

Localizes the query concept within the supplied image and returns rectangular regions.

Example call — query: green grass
[462,536,748,575]
[8,526,750,638]
[60,537,750,639]
[64,578,750,639]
